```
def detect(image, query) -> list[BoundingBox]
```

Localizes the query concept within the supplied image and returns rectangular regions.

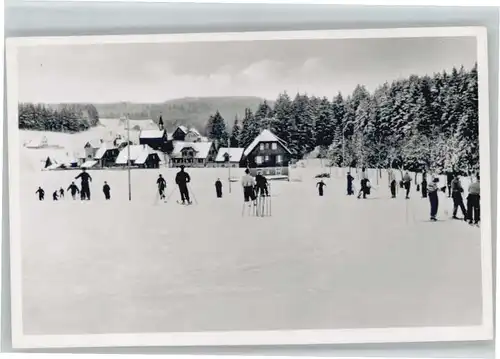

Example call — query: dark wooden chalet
[139,129,168,151]
[242,129,292,169]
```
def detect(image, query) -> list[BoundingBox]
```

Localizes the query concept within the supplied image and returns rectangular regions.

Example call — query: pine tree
[273,92,294,146]
[315,97,334,152]
[207,110,229,148]
[230,117,241,148]
[239,108,260,149]
[292,93,315,158]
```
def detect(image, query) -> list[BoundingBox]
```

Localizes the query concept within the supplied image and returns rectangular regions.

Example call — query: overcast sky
[17,36,477,103]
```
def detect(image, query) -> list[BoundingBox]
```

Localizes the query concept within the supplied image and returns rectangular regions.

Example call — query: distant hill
[93,96,269,134]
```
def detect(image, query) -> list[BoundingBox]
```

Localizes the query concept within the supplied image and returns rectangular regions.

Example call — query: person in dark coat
[357,168,368,199]
[59,187,65,199]
[402,171,412,199]
[451,174,467,220]
[35,187,45,201]
[427,178,440,221]
[255,171,269,197]
[388,169,397,198]
[175,165,191,204]
[446,171,454,197]
[347,172,354,195]
[67,182,80,200]
[215,178,223,198]
[421,172,428,198]
[316,180,326,196]
[103,181,111,200]
[157,174,167,200]
[75,168,92,200]
[52,190,59,201]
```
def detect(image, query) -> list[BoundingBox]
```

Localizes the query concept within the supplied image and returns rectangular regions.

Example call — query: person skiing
[157,174,167,200]
[451,173,467,220]
[255,171,269,197]
[215,178,223,198]
[446,170,454,197]
[421,172,428,198]
[241,168,257,205]
[346,172,354,195]
[59,187,65,199]
[103,181,111,200]
[175,165,191,204]
[75,168,92,200]
[52,190,59,201]
[402,171,412,199]
[316,179,326,196]
[67,182,80,200]
[357,167,369,199]
[467,173,480,225]
[388,168,397,198]
[35,187,45,201]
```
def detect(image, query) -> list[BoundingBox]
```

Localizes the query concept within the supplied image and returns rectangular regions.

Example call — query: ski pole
[188,183,198,205]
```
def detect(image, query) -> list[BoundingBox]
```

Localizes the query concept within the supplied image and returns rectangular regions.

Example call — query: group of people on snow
[241,169,270,205]
[35,169,111,202]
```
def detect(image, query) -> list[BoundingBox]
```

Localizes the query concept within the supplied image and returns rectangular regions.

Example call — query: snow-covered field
[15,123,483,336]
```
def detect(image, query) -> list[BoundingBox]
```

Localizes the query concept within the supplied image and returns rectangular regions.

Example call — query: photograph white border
[5,26,493,349]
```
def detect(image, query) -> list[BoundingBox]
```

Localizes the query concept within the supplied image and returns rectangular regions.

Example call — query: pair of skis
[242,195,272,217]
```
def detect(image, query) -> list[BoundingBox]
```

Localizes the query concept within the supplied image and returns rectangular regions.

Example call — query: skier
[421,172,428,198]
[75,168,92,200]
[67,182,80,200]
[388,168,397,198]
[52,190,59,201]
[427,177,440,221]
[316,180,326,196]
[467,173,480,225]
[175,165,191,204]
[59,187,65,199]
[357,167,369,199]
[446,170,454,197]
[35,187,45,201]
[103,181,111,200]
[241,168,257,205]
[157,174,167,200]
[451,174,467,220]
[346,172,354,195]
[255,171,269,197]
[402,171,412,199]
[215,178,223,198]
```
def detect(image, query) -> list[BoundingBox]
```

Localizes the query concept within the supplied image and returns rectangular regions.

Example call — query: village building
[184,128,203,142]
[171,141,216,168]
[139,129,169,151]
[172,125,189,141]
[94,142,120,167]
[242,129,293,176]
[83,139,103,160]
[43,151,79,170]
[24,135,49,149]
[115,144,162,168]
[215,147,245,168]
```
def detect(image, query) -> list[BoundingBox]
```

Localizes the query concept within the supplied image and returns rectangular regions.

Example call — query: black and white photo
[5,27,493,349]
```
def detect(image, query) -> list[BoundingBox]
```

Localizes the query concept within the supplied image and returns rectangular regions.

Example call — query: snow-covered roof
[243,129,292,157]
[140,129,166,139]
[85,139,102,149]
[24,136,49,148]
[94,143,117,160]
[172,141,213,159]
[115,144,152,165]
[81,160,98,168]
[176,125,189,134]
[187,128,201,136]
[215,147,245,162]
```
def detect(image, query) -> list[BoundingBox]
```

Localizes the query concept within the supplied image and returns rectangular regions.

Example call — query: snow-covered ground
[16,125,482,336]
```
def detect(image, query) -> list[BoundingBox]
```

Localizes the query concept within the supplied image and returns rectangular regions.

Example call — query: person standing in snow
[316,180,326,196]
[388,169,397,198]
[255,171,269,197]
[67,182,80,200]
[175,165,191,204]
[215,178,223,198]
[35,187,45,201]
[241,168,256,205]
[467,173,480,225]
[402,171,412,199]
[451,174,467,220]
[421,172,428,198]
[59,187,65,199]
[157,174,167,200]
[75,168,92,200]
[52,190,59,201]
[446,170,454,197]
[357,167,369,199]
[346,172,354,195]
[427,177,440,221]
[103,181,111,200]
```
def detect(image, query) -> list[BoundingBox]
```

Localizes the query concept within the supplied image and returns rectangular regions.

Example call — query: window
[265,143,270,150]
[259,143,265,151]
[256,156,263,164]
[276,155,282,163]
[271,142,277,150]
[265,155,270,162]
